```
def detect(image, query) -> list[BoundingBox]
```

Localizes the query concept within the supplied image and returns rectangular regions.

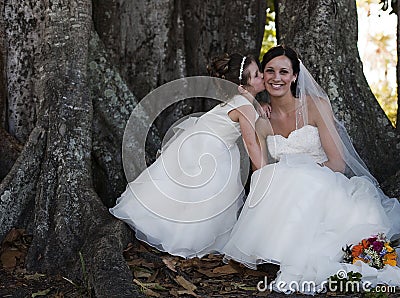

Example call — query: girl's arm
[255,117,271,168]
[235,105,266,170]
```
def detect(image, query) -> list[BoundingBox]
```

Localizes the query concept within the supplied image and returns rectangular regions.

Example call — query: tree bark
[0,1,140,296]
[0,127,22,180]
[92,0,267,135]
[0,0,266,296]
[3,0,42,143]
[88,29,161,206]
[93,0,266,98]
[276,0,400,182]
[0,0,6,128]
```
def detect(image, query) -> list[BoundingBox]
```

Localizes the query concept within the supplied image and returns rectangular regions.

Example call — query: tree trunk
[0,0,6,128]
[0,0,140,296]
[276,0,400,182]
[0,127,22,180]
[0,0,266,296]
[397,0,400,131]
[92,0,267,135]
[3,0,41,143]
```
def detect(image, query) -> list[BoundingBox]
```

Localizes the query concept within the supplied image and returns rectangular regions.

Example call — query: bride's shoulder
[305,96,333,118]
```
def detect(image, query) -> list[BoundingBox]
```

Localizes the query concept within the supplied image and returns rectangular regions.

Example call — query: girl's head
[261,45,300,97]
[207,53,265,96]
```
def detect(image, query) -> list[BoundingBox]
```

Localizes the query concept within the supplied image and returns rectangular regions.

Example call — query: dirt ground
[0,228,398,298]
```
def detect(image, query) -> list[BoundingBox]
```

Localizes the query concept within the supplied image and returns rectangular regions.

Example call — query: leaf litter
[124,241,280,297]
[0,228,380,297]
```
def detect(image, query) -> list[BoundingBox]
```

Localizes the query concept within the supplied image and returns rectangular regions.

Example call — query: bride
[222,45,400,294]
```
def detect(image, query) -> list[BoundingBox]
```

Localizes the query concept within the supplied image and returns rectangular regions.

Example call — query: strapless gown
[222,125,400,294]
[110,95,257,258]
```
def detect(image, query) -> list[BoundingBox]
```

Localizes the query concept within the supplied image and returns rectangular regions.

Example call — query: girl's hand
[258,103,271,119]
[263,104,272,119]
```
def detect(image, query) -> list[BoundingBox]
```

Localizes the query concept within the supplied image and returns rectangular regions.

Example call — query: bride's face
[263,55,297,98]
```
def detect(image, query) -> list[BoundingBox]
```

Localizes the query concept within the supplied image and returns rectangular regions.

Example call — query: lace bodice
[267,125,328,164]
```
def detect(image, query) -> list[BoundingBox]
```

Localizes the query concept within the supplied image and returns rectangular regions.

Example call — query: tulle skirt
[222,154,400,294]
[110,121,245,258]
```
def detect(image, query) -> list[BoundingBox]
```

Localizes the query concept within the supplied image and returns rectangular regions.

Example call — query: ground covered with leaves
[0,228,398,297]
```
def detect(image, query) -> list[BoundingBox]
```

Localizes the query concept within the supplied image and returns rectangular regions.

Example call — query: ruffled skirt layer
[110,122,244,258]
[222,154,400,294]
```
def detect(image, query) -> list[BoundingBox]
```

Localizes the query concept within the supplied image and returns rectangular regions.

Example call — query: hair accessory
[238,56,246,82]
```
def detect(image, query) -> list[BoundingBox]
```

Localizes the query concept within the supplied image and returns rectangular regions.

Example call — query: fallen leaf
[169,288,179,297]
[211,264,239,275]
[127,258,155,269]
[196,268,216,277]
[177,289,199,297]
[231,282,257,291]
[133,279,161,297]
[137,243,150,253]
[162,258,177,272]
[197,265,240,277]
[31,289,51,297]
[244,269,267,277]
[123,242,135,253]
[2,228,25,245]
[142,288,160,297]
[0,249,24,269]
[133,265,153,279]
[147,269,159,282]
[178,258,200,269]
[175,275,197,292]
[237,285,258,291]
[24,273,46,280]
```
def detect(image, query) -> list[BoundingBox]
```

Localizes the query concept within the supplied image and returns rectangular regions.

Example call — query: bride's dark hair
[207,53,256,86]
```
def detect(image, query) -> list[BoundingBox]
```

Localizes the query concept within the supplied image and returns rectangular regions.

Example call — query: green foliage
[358,0,398,126]
[377,1,398,126]
[327,271,362,294]
[380,0,398,15]
[62,252,92,297]
[259,0,277,61]
[364,290,390,298]
[371,81,398,126]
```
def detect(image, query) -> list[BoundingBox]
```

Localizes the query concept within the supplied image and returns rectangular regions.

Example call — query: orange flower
[383,252,397,267]
[351,244,364,258]
[361,239,370,249]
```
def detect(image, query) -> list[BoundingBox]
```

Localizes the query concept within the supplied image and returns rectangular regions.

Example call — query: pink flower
[372,241,384,252]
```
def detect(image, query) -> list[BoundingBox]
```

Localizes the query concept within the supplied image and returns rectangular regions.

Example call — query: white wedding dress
[222,125,400,293]
[110,95,256,258]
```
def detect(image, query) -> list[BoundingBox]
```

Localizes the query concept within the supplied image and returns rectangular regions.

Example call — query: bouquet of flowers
[342,233,397,270]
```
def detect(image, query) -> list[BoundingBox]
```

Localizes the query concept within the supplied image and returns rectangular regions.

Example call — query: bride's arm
[311,100,346,173]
